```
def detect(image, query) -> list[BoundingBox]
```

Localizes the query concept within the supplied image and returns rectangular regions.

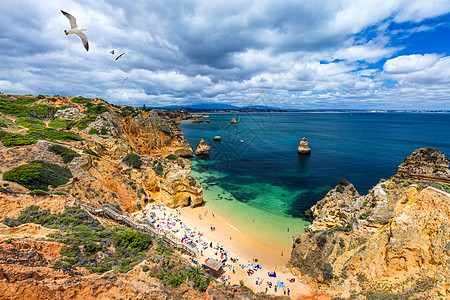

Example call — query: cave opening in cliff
[187,196,191,206]
[144,198,148,205]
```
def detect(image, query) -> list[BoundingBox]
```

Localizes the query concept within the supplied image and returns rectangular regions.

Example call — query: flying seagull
[115,53,125,60]
[61,10,89,51]
[121,77,128,85]
[110,50,115,54]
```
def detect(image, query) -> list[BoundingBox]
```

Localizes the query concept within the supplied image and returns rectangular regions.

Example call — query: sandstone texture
[0,95,202,212]
[195,139,210,157]
[298,137,311,154]
[290,148,450,299]
[230,118,237,124]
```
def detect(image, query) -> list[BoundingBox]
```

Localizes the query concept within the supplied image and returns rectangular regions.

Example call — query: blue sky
[1,0,450,109]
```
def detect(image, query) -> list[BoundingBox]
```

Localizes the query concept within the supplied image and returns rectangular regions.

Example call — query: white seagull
[61,10,89,51]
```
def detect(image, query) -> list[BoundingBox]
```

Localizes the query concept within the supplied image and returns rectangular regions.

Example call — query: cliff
[290,148,450,299]
[0,94,202,213]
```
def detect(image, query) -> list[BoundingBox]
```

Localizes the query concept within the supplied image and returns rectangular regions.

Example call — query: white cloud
[383,54,441,74]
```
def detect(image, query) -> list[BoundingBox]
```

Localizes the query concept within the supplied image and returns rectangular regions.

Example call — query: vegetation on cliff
[3,160,72,191]
[48,144,81,163]
[3,205,213,291]
[122,153,143,169]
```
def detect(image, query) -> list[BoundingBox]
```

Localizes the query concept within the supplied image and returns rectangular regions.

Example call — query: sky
[1,0,450,109]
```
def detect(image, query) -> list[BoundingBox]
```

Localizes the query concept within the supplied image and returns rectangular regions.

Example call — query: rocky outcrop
[307,179,360,232]
[54,107,85,121]
[290,148,450,299]
[396,147,450,184]
[213,136,222,141]
[119,111,193,158]
[230,118,237,124]
[298,137,311,154]
[195,139,210,157]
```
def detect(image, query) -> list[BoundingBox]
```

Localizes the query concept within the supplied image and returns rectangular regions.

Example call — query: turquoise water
[180,112,450,247]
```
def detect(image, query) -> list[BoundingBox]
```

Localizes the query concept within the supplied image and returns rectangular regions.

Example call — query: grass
[48,144,80,163]
[3,160,72,191]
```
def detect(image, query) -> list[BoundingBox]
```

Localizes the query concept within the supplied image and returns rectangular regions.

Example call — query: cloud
[0,0,450,109]
[383,54,441,74]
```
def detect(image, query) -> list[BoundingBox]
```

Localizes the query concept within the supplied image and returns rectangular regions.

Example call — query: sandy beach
[133,203,320,299]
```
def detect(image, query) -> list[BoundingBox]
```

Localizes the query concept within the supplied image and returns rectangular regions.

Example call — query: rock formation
[54,107,85,121]
[298,137,311,154]
[213,136,222,141]
[290,148,450,299]
[0,95,202,212]
[195,139,210,157]
[396,147,450,184]
[230,118,237,124]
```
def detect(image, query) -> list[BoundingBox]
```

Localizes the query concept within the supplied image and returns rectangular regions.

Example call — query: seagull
[110,50,115,54]
[115,53,125,60]
[61,10,89,51]
[121,77,128,85]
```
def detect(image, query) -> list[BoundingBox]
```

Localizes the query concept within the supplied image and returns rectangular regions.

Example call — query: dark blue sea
[180,112,450,246]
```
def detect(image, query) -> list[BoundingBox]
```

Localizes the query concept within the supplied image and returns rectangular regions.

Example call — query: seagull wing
[61,10,78,29]
[76,32,89,51]
[115,53,125,60]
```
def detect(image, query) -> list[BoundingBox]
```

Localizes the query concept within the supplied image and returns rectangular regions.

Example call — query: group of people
[132,204,297,297]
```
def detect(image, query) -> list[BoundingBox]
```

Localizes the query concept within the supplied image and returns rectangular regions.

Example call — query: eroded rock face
[54,108,85,121]
[290,148,450,299]
[397,148,450,184]
[120,111,193,158]
[230,118,237,124]
[195,139,210,157]
[298,137,311,154]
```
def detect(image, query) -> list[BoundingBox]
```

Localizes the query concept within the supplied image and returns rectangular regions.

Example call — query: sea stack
[213,136,222,141]
[195,139,210,157]
[230,118,237,124]
[298,137,311,155]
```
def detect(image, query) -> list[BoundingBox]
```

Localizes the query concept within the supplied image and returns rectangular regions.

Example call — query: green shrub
[1,133,37,147]
[48,118,72,129]
[48,144,80,163]
[83,149,100,157]
[86,104,108,114]
[153,162,163,176]
[123,153,143,169]
[339,238,345,249]
[165,154,178,160]
[116,229,152,251]
[70,96,92,104]
[88,128,100,135]
[323,263,333,281]
[76,115,97,130]
[32,189,49,196]
[100,127,107,135]
[3,160,72,191]
[0,119,8,128]
[28,127,83,141]
[15,117,46,128]
[37,95,46,99]
[29,104,57,119]
[359,213,369,219]
[142,265,149,272]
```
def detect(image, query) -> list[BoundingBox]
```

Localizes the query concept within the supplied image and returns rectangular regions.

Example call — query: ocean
[180,112,450,248]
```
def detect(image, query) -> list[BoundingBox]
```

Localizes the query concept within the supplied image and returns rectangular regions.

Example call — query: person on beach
[281,251,283,256]
[287,288,290,296]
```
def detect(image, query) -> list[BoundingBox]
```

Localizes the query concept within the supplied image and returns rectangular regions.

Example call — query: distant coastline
[153,107,450,114]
